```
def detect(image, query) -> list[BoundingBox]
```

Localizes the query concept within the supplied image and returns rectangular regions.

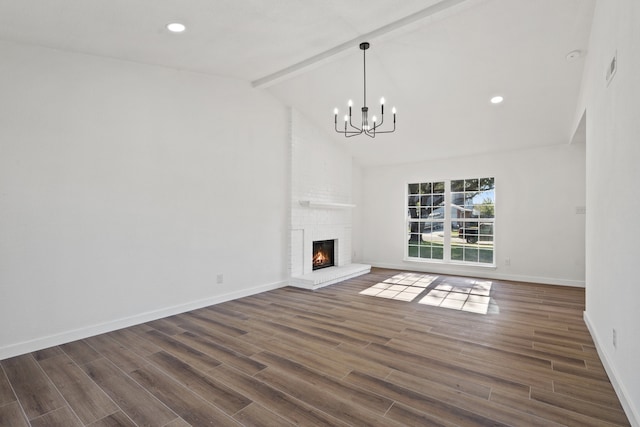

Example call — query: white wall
[580,0,640,424]
[360,143,586,286]
[0,41,290,359]
[351,160,364,263]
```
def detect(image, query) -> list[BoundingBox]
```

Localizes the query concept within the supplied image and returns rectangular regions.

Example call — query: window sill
[404,257,496,269]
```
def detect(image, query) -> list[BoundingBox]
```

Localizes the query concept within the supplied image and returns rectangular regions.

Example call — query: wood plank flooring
[0,268,630,426]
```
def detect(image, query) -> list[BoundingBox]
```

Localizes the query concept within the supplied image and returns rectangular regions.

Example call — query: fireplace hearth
[312,240,335,270]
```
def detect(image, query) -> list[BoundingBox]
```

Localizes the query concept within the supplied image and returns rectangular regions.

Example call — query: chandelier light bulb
[333,108,339,115]
[344,115,349,122]
[392,107,397,114]
[380,97,385,105]
[348,99,353,107]
[372,116,377,123]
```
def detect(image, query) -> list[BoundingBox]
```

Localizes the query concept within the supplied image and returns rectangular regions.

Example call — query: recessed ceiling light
[490,96,504,104]
[166,22,186,33]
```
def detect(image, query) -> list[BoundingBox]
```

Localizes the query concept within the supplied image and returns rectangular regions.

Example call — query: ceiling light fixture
[334,42,396,138]
[490,95,504,104]
[166,22,186,33]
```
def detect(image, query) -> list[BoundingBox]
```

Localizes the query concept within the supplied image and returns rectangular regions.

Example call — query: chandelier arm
[346,130,364,138]
[348,115,362,132]
[337,120,363,136]
[371,115,389,132]
[370,122,396,134]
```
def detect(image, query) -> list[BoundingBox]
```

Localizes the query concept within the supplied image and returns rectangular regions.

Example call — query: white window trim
[404,178,496,267]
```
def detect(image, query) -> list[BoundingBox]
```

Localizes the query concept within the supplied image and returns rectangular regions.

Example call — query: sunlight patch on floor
[419,280,494,314]
[359,273,497,315]
[359,273,438,302]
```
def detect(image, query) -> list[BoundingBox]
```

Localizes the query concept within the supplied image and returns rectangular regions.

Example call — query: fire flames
[313,251,328,266]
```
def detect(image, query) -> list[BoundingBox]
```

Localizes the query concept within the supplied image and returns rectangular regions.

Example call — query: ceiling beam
[251,0,477,88]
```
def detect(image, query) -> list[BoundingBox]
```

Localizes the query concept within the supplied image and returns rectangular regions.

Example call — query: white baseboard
[368,261,585,287]
[0,280,287,361]
[584,311,639,427]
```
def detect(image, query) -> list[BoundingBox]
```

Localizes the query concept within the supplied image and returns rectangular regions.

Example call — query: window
[407,177,495,265]
[407,181,445,260]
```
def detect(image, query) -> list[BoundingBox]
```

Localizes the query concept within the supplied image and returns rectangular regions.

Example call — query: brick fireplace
[288,109,370,289]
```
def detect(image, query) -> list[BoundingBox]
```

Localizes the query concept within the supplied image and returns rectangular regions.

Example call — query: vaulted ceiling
[0,0,595,165]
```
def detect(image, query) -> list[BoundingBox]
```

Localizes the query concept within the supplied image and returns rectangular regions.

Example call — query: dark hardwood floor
[0,268,630,426]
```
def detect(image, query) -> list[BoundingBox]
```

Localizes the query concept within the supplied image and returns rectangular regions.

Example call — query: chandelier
[334,42,396,138]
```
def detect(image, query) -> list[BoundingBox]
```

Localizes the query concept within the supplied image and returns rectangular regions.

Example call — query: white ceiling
[0,0,595,166]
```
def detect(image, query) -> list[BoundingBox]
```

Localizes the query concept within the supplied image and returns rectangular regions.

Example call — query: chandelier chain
[363,45,366,109]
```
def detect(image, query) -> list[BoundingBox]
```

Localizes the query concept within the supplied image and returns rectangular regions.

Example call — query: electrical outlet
[613,328,617,349]
[216,274,224,284]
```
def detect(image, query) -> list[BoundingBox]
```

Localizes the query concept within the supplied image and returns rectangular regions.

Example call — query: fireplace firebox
[312,240,335,270]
